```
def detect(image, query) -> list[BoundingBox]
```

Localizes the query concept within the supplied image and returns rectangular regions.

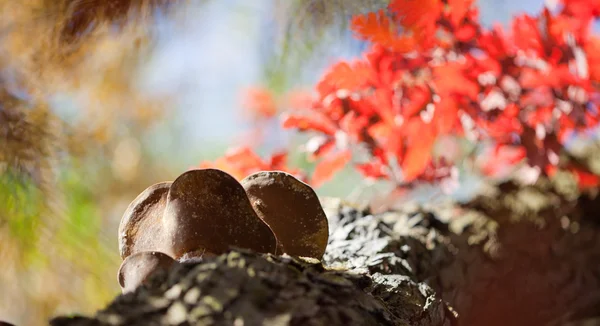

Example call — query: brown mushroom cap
[118,251,178,293]
[241,171,329,260]
[162,169,277,259]
[118,182,172,260]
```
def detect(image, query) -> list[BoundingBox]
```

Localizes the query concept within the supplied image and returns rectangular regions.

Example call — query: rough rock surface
[50,176,600,326]
[320,177,600,326]
[50,199,458,326]
[50,250,454,326]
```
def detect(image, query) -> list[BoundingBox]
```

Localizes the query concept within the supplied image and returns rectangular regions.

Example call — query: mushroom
[118,169,277,261]
[161,169,277,259]
[118,251,178,294]
[118,182,172,260]
[241,171,329,260]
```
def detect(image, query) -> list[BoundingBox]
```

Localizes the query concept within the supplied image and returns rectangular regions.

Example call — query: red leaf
[371,88,397,125]
[479,24,514,60]
[198,157,247,181]
[317,61,375,96]
[548,165,600,189]
[285,90,315,110]
[454,23,478,42]
[281,113,338,135]
[512,14,544,57]
[201,148,307,183]
[572,168,600,189]
[269,151,288,170]
[311,150,352,188]
[350,10,416,52]
[433,97,458,135]
[480,145,526,177]
[241,87,277,118]
[304,135,336,161]
[402,85,431,118]
[388,0,442,47]
[433,62,480,100]
[585,37,600,82]
[447,0,475,26]
[356,161,389,179]
[385,124,405,161]
[472,56,502,78]
[339,112,370,139]
[401,121,437,181]
[224,147,268,171]
[561,0,600,21]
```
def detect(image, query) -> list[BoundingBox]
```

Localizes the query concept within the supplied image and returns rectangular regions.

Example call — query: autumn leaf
[356,160,389,179]
[560,0,600,20]
[478,24,514,60]
[281,112,338,135]
[242,0,600,189]
[447,0,475,26]
[585,37,600,82]
[401,120,437,181]
[199,158,246,181]
[371,88,397,126]
[224,147,268,170]
[241,86,277,118]
[311,150,352,188]
[317,61,375,97]
[351,10,392,43]
[350,9,416,52]
[200,147,307,182]
[385,124,405,162]
[572,168,600,189]
[454,23,478,42]
[339,111,370,140]
[433,62,480,100]
[285,90,315,110]
[512,14,544,57]
[433,97,459,135]
[269,151,288,169]
[388,0,442,46]
[480,144,526,177]
[306,137,336,161]
[402,85,431,118]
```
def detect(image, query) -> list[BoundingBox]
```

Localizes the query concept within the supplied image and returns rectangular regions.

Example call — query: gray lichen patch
[164,302,187,325]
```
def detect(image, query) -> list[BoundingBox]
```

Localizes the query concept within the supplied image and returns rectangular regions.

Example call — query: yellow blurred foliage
[0,1,176,324]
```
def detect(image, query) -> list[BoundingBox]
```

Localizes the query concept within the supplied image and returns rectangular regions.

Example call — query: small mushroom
[241,171,329,260]
[118,251,178,293]
[162,169,277,259]
[118,182,172,260]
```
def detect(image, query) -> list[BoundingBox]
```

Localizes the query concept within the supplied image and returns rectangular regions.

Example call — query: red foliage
[279,0,600,189]
[311,150,352,188]
[198,147,306,182]
[206,0,600,190]
[241,86,277,119]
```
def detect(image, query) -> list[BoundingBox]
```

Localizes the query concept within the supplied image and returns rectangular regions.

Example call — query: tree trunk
[50,175,600,326]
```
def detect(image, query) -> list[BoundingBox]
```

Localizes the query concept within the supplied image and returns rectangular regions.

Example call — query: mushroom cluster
[117,169,329,293]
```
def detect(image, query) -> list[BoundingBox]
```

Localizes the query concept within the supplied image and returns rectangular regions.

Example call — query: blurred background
[0,0,556,324]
